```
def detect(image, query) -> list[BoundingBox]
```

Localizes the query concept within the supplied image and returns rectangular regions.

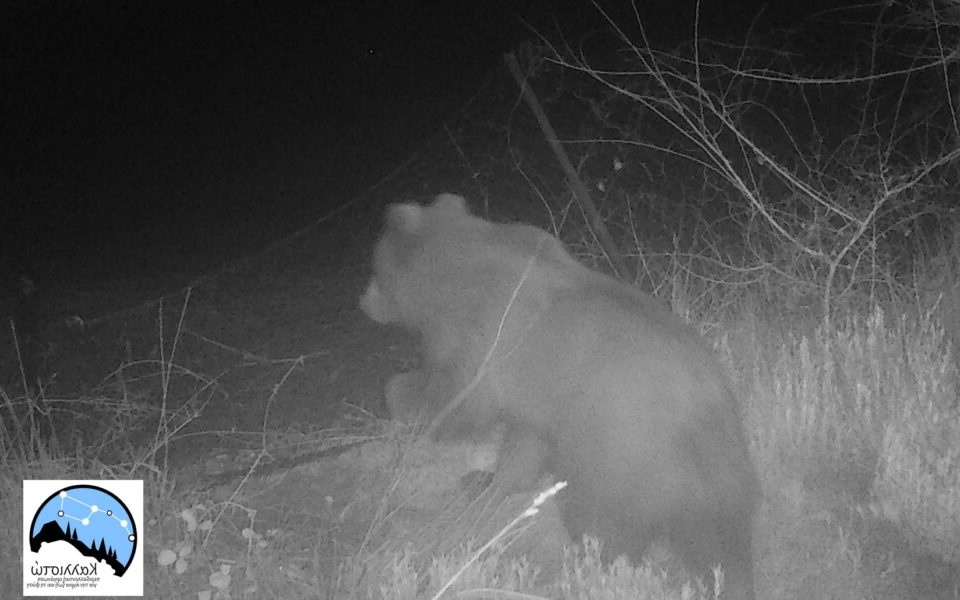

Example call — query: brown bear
[360,193,759,599]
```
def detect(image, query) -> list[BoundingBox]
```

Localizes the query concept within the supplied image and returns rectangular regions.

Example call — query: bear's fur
[360,193,759,599]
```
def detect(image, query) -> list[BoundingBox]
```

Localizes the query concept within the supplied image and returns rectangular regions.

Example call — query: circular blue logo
[29,484,137,576]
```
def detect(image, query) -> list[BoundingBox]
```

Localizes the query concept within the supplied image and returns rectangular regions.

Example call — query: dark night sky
[1,0,843,282]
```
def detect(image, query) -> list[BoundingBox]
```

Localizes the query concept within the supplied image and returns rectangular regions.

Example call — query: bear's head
[359,193,477,328]
[360,193,583,334]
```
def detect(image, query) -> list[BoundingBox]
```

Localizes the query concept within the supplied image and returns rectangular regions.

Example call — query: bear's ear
[431,193,469,215]
[386,203,424,233]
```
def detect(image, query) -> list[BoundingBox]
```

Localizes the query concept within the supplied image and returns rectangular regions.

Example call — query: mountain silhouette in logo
[31,520,127,576]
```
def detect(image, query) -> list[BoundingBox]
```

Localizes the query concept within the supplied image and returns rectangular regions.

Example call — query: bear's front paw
[384,370,428,423]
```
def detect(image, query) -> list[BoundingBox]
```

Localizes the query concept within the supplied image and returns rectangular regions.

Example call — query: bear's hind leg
[555,484,658,566]
[492,425,549,492]
[666,512,755,600]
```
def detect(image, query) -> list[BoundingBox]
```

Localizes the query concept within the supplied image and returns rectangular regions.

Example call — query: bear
[360,193,759,599]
